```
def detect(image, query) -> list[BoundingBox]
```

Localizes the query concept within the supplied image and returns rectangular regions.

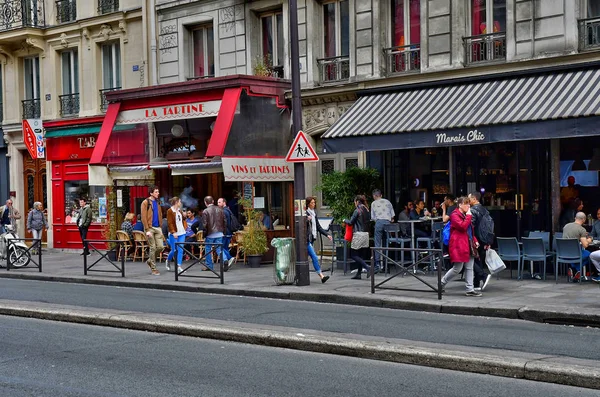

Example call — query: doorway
[23,153,47,243]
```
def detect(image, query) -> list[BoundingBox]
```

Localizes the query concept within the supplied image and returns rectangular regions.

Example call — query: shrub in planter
[239,198,268,267]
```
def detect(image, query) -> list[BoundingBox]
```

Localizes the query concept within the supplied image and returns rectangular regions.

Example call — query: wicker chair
[194,230,205,258]
[234,231,246,264]
[132,231,149,262]
[116,231,132,261]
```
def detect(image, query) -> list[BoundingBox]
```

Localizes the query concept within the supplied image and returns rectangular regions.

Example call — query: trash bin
[271,237,296,285]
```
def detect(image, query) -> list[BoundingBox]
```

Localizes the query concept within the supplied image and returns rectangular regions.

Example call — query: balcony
[579,17,600,51]
[463,32,506,65]
[56,0,76,24]
[100,87,120,112]
[384,44,421,75]
[22,98,40,119]
[186,75,215,81]
[59,93,79,117]
[0,0,45,30]
[98,0,118,14]
[317,55,350,84]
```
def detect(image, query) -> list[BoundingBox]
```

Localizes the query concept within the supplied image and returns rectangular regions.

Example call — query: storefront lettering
[223,157,294,182]
[145,103,204,118]
[230,165,291,175]
[436,130,485,145]
[77,136,96,149]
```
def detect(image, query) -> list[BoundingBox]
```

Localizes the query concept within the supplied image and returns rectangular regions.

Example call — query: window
[471,0,506,36]
[23,57,40,119]
[23,0,41,27]
[261,12,284,77]
[60,50,79,116]
[64,182,105,224]
[581,1,600,50]
[98,0,119,15]
[391,0,420,47]
[588,0,600,17]
[191,26,215,78]
[102,42,121,89]
[57,0,77,23]
[323,1,349,58]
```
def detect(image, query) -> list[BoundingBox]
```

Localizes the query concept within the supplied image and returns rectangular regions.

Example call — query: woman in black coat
[344,195,371,279]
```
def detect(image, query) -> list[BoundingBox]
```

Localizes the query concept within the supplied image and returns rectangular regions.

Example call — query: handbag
[344,224,353,242]
[485,249,506,274]
[469,238,480,260]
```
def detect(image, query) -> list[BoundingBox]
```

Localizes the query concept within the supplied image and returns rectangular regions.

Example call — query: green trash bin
[271,237,296,285]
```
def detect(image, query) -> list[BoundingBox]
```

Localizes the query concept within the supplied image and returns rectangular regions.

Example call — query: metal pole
[289,0,309,285]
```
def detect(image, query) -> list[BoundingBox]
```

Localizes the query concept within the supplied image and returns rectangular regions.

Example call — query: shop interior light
[571,158,587,171]
[171,124,184,137]
[588,149,600,170]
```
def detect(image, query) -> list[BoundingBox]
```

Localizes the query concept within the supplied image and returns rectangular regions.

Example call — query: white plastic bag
[485,249,506,274]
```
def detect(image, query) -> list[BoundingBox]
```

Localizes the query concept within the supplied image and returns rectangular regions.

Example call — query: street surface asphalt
[0,278,599,361]
[0,316,597,397]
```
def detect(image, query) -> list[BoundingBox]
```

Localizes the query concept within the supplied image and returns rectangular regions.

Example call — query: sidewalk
[1,250,599,326]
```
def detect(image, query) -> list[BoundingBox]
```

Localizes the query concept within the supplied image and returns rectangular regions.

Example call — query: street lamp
[289,0,309,285]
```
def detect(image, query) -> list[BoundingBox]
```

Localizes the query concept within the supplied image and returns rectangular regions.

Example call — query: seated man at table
[562,212,591,279]
[409,200,430,237]
[396,201,413,237]
[590,208,600,239]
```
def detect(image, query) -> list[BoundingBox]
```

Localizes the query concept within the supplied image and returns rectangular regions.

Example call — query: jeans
[589,250,600,274]
[374,220,389,269]
[78,226,89,254]
[205,237,223,269]
[442,257,475,292]
[167,233,185,265]
[0,225,5,234]
[307,241,321,274]
[573,249,591,271]
[31,229,42,241]
[222,235,233,261]
[146,227,164,267]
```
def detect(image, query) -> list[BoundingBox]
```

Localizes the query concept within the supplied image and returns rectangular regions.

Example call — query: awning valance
[171,161,223,176]
[322,67,600,152]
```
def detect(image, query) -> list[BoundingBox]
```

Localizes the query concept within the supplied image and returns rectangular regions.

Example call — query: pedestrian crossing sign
[285,131,319,162]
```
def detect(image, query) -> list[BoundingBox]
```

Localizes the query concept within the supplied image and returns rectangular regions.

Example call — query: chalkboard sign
[243,182,253,202]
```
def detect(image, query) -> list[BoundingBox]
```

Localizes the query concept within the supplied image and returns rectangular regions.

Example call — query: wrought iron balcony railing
[463,32,506,65]
[56,0,76,23]
[22,98,41,119]
[271,65,284,78]
[59,93,79,117]
[0,0,45,30]
[100,87,121,112]
[98,0,119,14]
[579,17,600,51]
[317,55,350,83]
[186,75,215,81]
[384,44,421,74]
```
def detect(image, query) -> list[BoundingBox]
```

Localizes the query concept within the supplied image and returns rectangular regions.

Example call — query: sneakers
[321,275,330,284]
[177,266,183,275]
[151,268,160,276]
[573,271,581,281]
[466,290,482,297]
[474,287,482,292]
[225,257,235,271]
[165,258,171,272]
[481,274,492,291]
[592,276,600,283]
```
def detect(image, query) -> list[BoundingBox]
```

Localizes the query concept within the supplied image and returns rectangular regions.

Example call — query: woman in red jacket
[441,196,482,297]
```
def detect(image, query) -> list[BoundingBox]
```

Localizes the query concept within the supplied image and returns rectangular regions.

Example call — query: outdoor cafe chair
[528,231,551,253]
[496,237,521,279]
[132,231,149,262]
[415,222,444,273]
[552,232,563,252]
[384,223,411,274]
[554,238,583,283]
[116,231,133,261]
[521,237,554,280]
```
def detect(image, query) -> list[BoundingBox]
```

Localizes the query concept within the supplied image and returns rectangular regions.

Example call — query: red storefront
[88,76,294,260]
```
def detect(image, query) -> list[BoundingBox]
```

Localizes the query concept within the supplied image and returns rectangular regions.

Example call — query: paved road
[0,316,597,397]
[1,279,599,361]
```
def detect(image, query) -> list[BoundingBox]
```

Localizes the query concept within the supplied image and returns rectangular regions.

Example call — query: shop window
[345,158,358,169]
[64,181,106,224]
[588,0,600,17]
[60,49,79,117]
[102,42,121,89]
[391,0,420,47]
[321,159,335,175]
[260,11,284,77]
[318,0,350,82]
[23,56,40,119]
[191,25,215,78]
[253,182,290,230]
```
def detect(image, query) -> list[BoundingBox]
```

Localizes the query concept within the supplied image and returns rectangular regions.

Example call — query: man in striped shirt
[371,189,395,273]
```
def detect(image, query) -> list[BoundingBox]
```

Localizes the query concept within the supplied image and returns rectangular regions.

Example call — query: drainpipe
[149,0,158,86]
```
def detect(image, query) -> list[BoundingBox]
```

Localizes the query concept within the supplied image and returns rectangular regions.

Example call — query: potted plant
[239,198,268,267]
[253,54,274,77]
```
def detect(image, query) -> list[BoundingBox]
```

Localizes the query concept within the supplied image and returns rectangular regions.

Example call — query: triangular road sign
[285,130,319,162]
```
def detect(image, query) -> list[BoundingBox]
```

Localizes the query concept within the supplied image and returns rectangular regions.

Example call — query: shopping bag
[485,249,506,274]
[344,224,353,242]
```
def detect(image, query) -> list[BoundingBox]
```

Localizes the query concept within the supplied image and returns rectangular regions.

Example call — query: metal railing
[0,102,3,123]
[0,0,45,30]
[83,239,127,277]
[317,55,350,83]
[370,246,443,300]
[384,44,421,74]
[579,17,600,51]
[6,238,42,272]
[99,87,121,112]
[59,93,80,117]
[56,0,76,23]
[174,241,224,284]
[22,98,41,119]
[186,75,215,81]
[463,32,506,65]
[271,65,284,78]
[98,0,118,14]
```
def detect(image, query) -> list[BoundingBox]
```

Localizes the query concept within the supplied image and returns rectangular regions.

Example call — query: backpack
[226,208,243,232]
[474,206,495,245]
[442,221,451,246]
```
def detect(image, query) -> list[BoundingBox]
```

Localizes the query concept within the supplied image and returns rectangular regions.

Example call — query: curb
[1,272,599,328]
[0,301,598,390]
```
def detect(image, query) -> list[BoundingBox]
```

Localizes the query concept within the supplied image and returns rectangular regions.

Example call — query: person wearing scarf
[306,196,332,283]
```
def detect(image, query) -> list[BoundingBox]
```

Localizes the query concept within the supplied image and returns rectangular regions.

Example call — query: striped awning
[323,68,600,140]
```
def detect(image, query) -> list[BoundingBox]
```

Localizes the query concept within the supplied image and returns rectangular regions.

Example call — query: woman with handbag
[306,197,332,283]
[344,195,371,280]
[441,196,482,297]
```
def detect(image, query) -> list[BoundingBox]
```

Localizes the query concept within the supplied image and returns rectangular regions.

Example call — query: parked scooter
[0,225,31,268]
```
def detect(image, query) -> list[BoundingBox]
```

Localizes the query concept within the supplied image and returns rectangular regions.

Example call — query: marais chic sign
[116,100,222,124]
[435,130,486,145]
[222,157,294,182]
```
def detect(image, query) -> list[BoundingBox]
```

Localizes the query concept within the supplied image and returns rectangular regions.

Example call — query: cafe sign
[222,157,294,182]
[116,100,222,124]
[436,129,486,145]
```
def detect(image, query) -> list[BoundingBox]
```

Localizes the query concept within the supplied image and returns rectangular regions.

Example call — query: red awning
[89,88,242,165]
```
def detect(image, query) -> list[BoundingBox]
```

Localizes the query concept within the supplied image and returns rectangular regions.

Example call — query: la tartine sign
[116,100,222,125]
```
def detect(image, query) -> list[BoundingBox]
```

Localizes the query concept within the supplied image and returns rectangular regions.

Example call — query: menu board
[243,182,253,202]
